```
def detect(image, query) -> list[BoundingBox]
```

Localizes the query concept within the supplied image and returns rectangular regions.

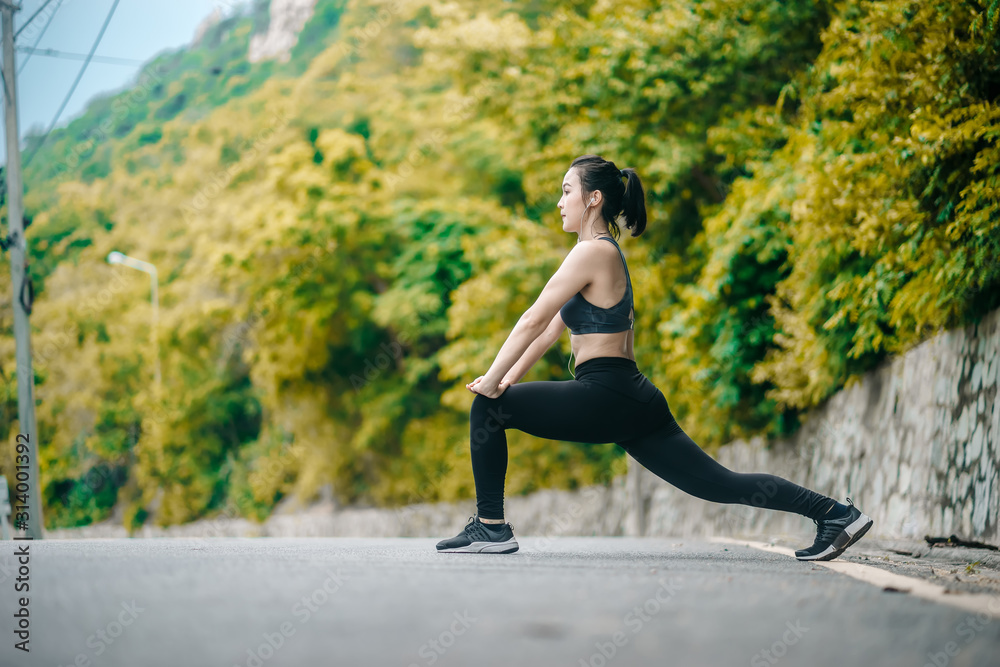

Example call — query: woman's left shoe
[795,497,873,561]
[436,515,519,554]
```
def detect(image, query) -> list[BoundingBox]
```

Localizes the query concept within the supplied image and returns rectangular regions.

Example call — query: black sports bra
[559,236,634,335]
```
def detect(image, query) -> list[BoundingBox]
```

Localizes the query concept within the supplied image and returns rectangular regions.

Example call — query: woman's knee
[470,392,514,432]
[471,392,499,420]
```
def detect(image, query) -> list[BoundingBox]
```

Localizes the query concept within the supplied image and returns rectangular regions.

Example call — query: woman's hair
[569,154,647,240]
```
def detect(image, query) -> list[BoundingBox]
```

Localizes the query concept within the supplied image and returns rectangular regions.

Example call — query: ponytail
[619,167,647,237]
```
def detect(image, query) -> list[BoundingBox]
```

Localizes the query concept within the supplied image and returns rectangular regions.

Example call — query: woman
[435,155,873,560]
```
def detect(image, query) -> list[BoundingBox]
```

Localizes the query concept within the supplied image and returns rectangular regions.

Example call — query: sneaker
[795,497,873,561]
[436,515,519,554]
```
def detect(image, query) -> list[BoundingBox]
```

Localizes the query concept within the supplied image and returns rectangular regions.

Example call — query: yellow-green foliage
[751,0,1000,409]
[0,0,996,529]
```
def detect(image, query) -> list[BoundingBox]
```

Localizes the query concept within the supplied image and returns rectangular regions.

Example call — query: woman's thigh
[473,378,667,444]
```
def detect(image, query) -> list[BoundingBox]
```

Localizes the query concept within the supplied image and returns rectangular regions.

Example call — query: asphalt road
[1,537,998,667]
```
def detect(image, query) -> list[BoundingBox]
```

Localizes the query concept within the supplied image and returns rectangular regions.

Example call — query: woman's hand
[466,375,509,398]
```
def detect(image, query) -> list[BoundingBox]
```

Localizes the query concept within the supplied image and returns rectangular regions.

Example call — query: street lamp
[106,251,160,391]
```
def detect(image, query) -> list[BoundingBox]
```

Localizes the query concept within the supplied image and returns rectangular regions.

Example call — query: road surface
[1,537,998,667]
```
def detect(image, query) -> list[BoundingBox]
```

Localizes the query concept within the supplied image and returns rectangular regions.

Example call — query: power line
[17,45,144,67]
[22,0,121,170]
[14,0,58,39]
[17,0,62,75]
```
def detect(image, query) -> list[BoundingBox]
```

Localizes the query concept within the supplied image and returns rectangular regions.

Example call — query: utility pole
[1,0,44,539]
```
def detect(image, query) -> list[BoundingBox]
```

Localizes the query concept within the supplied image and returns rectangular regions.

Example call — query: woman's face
[558,168,593,234]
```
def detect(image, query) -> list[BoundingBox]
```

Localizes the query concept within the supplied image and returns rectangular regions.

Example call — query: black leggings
[469,356,835,521]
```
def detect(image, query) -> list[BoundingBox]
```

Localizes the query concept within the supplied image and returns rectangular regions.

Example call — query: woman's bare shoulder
[574,238,620,253]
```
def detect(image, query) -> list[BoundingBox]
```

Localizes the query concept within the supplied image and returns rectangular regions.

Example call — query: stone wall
[633,305,1000,544]
[44,482,634,540]
[47,308,999,543]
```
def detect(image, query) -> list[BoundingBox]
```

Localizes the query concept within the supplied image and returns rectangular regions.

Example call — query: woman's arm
[475,241,603,393]
[502,312,566,385]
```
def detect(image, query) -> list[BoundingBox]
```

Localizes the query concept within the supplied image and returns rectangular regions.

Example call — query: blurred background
[1,0,998,533]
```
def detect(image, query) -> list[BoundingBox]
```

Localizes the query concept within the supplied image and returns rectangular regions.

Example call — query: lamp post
[106,251,160,391]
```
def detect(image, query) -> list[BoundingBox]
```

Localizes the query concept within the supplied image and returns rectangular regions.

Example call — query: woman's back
[560,236,635,369]
[559,236,633,334]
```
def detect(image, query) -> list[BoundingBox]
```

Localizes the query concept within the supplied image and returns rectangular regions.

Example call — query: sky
[2,0,249,165]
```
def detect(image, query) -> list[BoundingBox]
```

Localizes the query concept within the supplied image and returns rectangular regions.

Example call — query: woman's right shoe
[436,515,519,554]
[795,497,873,561]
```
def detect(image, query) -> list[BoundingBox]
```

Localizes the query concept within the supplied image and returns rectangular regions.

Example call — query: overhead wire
[17,45,144,67]
[17,0,64,75]
[14,0,59,40]
[21,0,122,170]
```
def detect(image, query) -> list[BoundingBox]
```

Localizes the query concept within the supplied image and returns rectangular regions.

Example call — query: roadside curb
[710,536,1000,619]
[792,535,1000,573]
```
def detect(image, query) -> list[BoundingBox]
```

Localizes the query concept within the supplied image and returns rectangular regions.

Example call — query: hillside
[1,0,997,531]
